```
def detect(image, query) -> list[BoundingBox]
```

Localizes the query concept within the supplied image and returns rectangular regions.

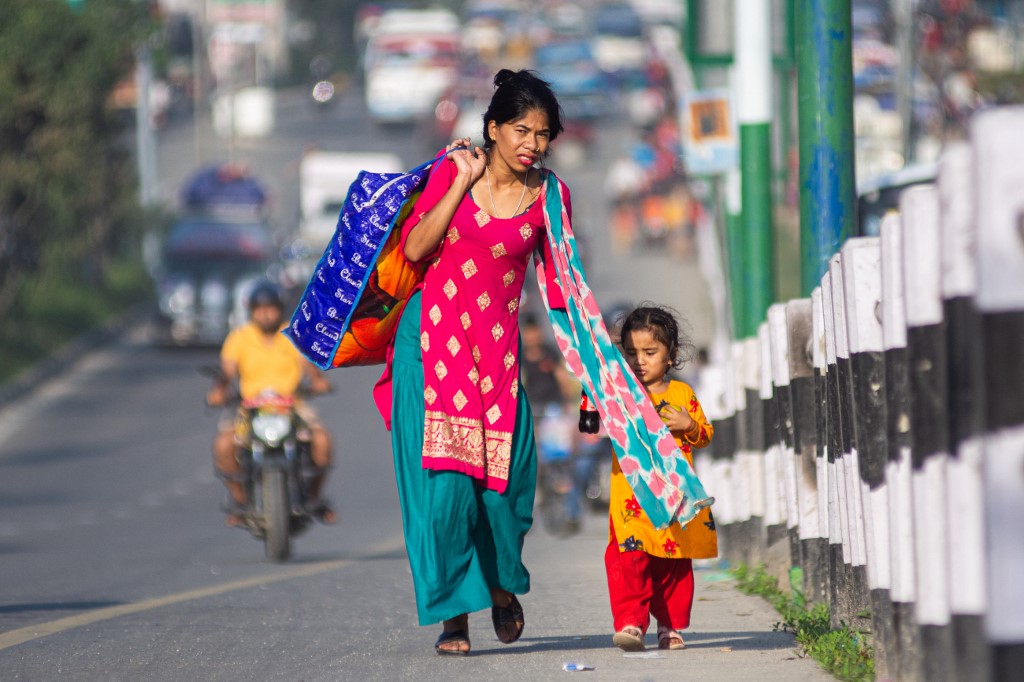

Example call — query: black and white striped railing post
[841,236,896,677]
[973,106,1024,680]
[745,335,769,568]
[819,272,843,626]
[902,184,958,682]
[811,288,834,607]
[786,298,827,604]
[768,306,803,575]
[938,141,992,681]
[829,254,872,630]
[881,211,924,681]
[758,325,789,578]
[714,341,745,567]
[822,270,853,626]
[695,357,729,571]
[708,351,738,566]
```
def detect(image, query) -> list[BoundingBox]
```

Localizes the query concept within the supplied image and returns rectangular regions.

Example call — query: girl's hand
[657,403,694,433]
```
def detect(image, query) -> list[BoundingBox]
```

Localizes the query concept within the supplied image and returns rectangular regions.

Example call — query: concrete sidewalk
[485,510,835,682]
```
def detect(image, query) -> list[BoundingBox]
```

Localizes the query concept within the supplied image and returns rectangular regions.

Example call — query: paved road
[0,324,829,680]
[0,86,828,680]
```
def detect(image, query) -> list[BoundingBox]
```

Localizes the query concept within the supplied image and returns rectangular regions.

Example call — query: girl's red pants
[604,523,694,633]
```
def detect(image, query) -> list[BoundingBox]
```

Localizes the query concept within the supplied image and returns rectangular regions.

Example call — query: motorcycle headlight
[251,413,292,447]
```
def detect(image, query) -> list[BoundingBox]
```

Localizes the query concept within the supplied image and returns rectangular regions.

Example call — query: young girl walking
[604,305,717,651]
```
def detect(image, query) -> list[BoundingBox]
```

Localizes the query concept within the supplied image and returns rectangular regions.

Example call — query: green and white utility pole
[796,0,855,295]
[734,0,775,337]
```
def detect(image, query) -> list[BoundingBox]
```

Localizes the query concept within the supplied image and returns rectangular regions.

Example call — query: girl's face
[488,108,551,173]
[622,328,673,390]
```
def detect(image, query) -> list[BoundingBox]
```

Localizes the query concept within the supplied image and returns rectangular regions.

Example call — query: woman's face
[488,108,551,173]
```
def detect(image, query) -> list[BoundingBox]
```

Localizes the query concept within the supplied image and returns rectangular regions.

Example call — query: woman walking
[379,69,570,655]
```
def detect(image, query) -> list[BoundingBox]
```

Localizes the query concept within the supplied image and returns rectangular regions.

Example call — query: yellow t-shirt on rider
[221,323,305,401]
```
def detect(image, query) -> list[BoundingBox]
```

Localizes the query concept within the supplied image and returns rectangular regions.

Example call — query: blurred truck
[362,8,461,124]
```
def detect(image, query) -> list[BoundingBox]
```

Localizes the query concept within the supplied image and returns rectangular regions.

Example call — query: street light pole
[796,0,855,296]
[734,0,775,337]
[134,44,158,206]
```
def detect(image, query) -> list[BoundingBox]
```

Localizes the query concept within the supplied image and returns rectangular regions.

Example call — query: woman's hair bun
[493,69,515,89]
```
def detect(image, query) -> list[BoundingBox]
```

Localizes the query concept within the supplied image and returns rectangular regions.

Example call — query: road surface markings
[0,540,403,652]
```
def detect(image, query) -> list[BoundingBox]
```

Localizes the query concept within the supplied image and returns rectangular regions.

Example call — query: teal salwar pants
[391,292,537,626]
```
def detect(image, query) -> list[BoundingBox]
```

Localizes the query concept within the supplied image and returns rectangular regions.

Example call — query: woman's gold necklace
[486,165,530,219]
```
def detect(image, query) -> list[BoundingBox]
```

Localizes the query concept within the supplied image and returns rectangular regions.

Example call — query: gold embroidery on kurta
[511,379,519,398]
[453,390,468,411]
[504,351,515,370]
[443,279,457,299]
[491,323,504,341]
[477,291,491,311]
[434,360,448,380]
[429,304,442,325]
[460,312,472,329]
[474,209,491,227]
[447,227,460,244]
[480,376,494,394]
[422,411,512,484]
[447,335,461,356]
[508,299,519,313]
[468,367,479,385]
[490,243,507,258]
[503,270,516,286]
[420,331,430,351]
[424,386,437,405]
[461,259,478,279]
[519,224,532,240]
[486,404,502,424]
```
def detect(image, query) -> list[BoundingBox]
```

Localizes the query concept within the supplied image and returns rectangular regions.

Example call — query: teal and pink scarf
[536,172,714,531]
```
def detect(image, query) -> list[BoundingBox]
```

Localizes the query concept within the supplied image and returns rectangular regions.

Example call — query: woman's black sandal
[434,629,470,656]
[491,595,525,644]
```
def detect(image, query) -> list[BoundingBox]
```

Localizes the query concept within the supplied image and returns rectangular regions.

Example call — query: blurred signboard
[207,0,280,24]
[680,89,737,176]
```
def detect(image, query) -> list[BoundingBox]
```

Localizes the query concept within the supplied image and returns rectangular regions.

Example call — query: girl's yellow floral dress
[609,380,717,559]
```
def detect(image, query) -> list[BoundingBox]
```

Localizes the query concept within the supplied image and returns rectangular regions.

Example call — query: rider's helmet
[248,281,284,311]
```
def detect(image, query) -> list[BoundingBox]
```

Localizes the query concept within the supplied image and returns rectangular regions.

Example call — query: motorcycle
[220,389,326,562]
[535,403,576,536]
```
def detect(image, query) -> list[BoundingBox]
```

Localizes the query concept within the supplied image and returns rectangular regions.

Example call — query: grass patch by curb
[733,564,874,682]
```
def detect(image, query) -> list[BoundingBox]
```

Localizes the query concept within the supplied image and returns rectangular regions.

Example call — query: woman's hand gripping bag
[284,156,440,368]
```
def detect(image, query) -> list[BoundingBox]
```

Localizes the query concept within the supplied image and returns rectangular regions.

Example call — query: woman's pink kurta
[390,156,568,493]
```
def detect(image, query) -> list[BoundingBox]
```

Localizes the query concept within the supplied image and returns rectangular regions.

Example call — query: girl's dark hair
[619,304,696,370]
[482,69,564,148]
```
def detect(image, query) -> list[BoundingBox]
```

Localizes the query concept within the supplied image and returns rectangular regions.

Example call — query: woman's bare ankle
[489,588,513,608]
[442,614,468,633]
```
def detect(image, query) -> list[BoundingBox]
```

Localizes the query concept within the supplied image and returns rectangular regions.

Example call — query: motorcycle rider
[206,282,335,526]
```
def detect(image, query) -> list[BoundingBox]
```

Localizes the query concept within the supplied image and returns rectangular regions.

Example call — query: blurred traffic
[135,0,722,353]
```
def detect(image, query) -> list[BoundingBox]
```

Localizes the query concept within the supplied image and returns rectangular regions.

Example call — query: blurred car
[534,40,606,121]
[152,215,277,346]
[591,3,647,77]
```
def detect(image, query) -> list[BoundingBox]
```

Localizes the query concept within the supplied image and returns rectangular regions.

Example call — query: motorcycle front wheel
[262,469,291,562]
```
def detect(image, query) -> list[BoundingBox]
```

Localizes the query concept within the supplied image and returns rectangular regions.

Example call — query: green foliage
[0,257,151,383]
[733,564,875,682]
[0,0,151,358]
